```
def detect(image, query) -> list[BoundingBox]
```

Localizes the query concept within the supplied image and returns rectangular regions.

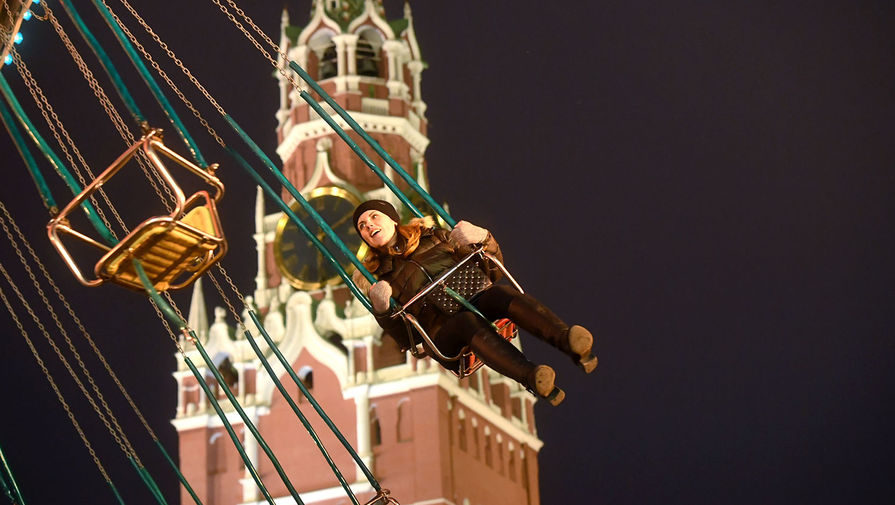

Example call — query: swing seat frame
[393,246,524,378]
[48,128,226,292]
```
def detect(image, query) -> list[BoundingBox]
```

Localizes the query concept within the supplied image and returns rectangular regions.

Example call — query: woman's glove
[369,280,392,313]
[449,220,489,246]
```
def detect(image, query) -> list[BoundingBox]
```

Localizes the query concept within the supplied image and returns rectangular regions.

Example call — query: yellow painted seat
[48,129,226,292]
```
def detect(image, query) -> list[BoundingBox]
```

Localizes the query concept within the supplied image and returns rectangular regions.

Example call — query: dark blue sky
[1,1,893,504]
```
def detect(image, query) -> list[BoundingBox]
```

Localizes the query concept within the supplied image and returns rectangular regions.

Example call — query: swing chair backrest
[396,246,524,379]
[47,128,227,292]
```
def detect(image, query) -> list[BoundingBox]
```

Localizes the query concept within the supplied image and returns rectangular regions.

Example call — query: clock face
[273,186,367,290]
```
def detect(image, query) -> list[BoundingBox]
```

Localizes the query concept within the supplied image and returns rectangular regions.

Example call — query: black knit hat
[353,199,400,235]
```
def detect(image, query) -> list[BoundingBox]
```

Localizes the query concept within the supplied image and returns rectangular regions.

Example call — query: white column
[253,186,268,309]
[354,385,373,481]
[363,335,375,379]
[343,34,359,75]
[333,35,348,77]
[241,423,260,502]
[383,40,405,98]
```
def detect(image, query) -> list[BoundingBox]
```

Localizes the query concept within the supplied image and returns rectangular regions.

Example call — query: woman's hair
[362,216,435,272]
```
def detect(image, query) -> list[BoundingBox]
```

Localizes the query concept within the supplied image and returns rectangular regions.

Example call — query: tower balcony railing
[361,97,389,116]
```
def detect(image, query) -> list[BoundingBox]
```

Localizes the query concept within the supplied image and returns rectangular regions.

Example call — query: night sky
[1,1,893,504]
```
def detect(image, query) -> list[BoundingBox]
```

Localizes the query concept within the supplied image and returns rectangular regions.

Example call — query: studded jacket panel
[372,227,503,350]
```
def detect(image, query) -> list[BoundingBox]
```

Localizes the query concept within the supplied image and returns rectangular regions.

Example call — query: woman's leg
[434,311,565,405]
[474,286,598,373]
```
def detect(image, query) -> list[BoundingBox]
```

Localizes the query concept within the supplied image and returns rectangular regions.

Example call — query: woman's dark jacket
[371,227,503,351]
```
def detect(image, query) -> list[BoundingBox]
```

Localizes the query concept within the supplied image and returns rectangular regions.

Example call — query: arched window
[298,366,313,403]
[397,399,413,442]
[508,443,517,482]
[370,405,382,447]
[208,432,227,474]
[496,435,505,474]
[484,427,493,467]
[298,366,314,390]
[356,30,381,77]
[320,41,337,79]
[472,419,481,459]
[457,410,467,452]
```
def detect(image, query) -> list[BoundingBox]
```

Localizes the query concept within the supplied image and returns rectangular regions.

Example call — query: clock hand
[330,212,353,231]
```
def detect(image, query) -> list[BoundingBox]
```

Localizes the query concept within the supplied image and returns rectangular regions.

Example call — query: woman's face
[356,209,397,249]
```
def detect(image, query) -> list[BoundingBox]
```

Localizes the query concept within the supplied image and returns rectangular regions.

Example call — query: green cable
[248,310,382,490]
[56,0,146,127]
[128,457,166,505]
[288,61,455,227]
[190,335,306,505]
[106,479,126,505]
[86,0,207,167]
[0,74,116,246]
[182,355,276,505]
[296,88,424,219]
[0,441,25,505]
[226,147,373,310]
[131,262,289,504]
[0,98,56,212]
[240,320,360,505]
[153,439,203,505]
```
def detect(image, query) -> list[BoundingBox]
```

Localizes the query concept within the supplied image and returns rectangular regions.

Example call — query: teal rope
[191,335,306,505]
[153,439,203,505]
[0,74,116,245]
[86,0,207,167]
[297,89,423,219]
[183,354,276,505]
[0,97,56,211]
[57,0,146,127]
[131,266,275,504]
[240,320,360,505]
[0,441,25,505]
[132,263,296,504]
[129,457,167,505]
[288,61,456,227]
[107,479,126,505]
[224,116,377,284]
[226,147,373,310]
[248,311,382,489]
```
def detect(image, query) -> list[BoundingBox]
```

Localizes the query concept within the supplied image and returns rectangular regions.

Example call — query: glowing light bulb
[13,33,23,45]
[4,55,12,65]
[24,11,32,21]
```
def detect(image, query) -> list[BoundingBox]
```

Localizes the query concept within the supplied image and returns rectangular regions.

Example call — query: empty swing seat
[48,128,227,292]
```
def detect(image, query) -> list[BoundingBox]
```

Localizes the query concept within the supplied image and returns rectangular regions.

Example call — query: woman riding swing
[352,200,597,406]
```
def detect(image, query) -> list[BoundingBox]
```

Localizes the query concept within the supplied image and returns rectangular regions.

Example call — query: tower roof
[287,0,410,44]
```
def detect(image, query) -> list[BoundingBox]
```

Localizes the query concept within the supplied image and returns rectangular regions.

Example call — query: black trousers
[431,285,569,384]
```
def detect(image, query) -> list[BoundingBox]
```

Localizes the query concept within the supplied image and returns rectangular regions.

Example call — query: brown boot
[567,325,598,374]
[527,365,565,406]
[505,295,597,373]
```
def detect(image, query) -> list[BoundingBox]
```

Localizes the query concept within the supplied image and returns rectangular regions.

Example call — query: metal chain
[212,0,304,90]
[0,200,159,440]
[0,283,113,484]
[11,51,120,239]
[207,270,244,331]
[47,6,176,210]
[0,261,131,458]
[0,214,141,463]
[98,0,226,147]
[44,4,177,213]
[216,263,248,310]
